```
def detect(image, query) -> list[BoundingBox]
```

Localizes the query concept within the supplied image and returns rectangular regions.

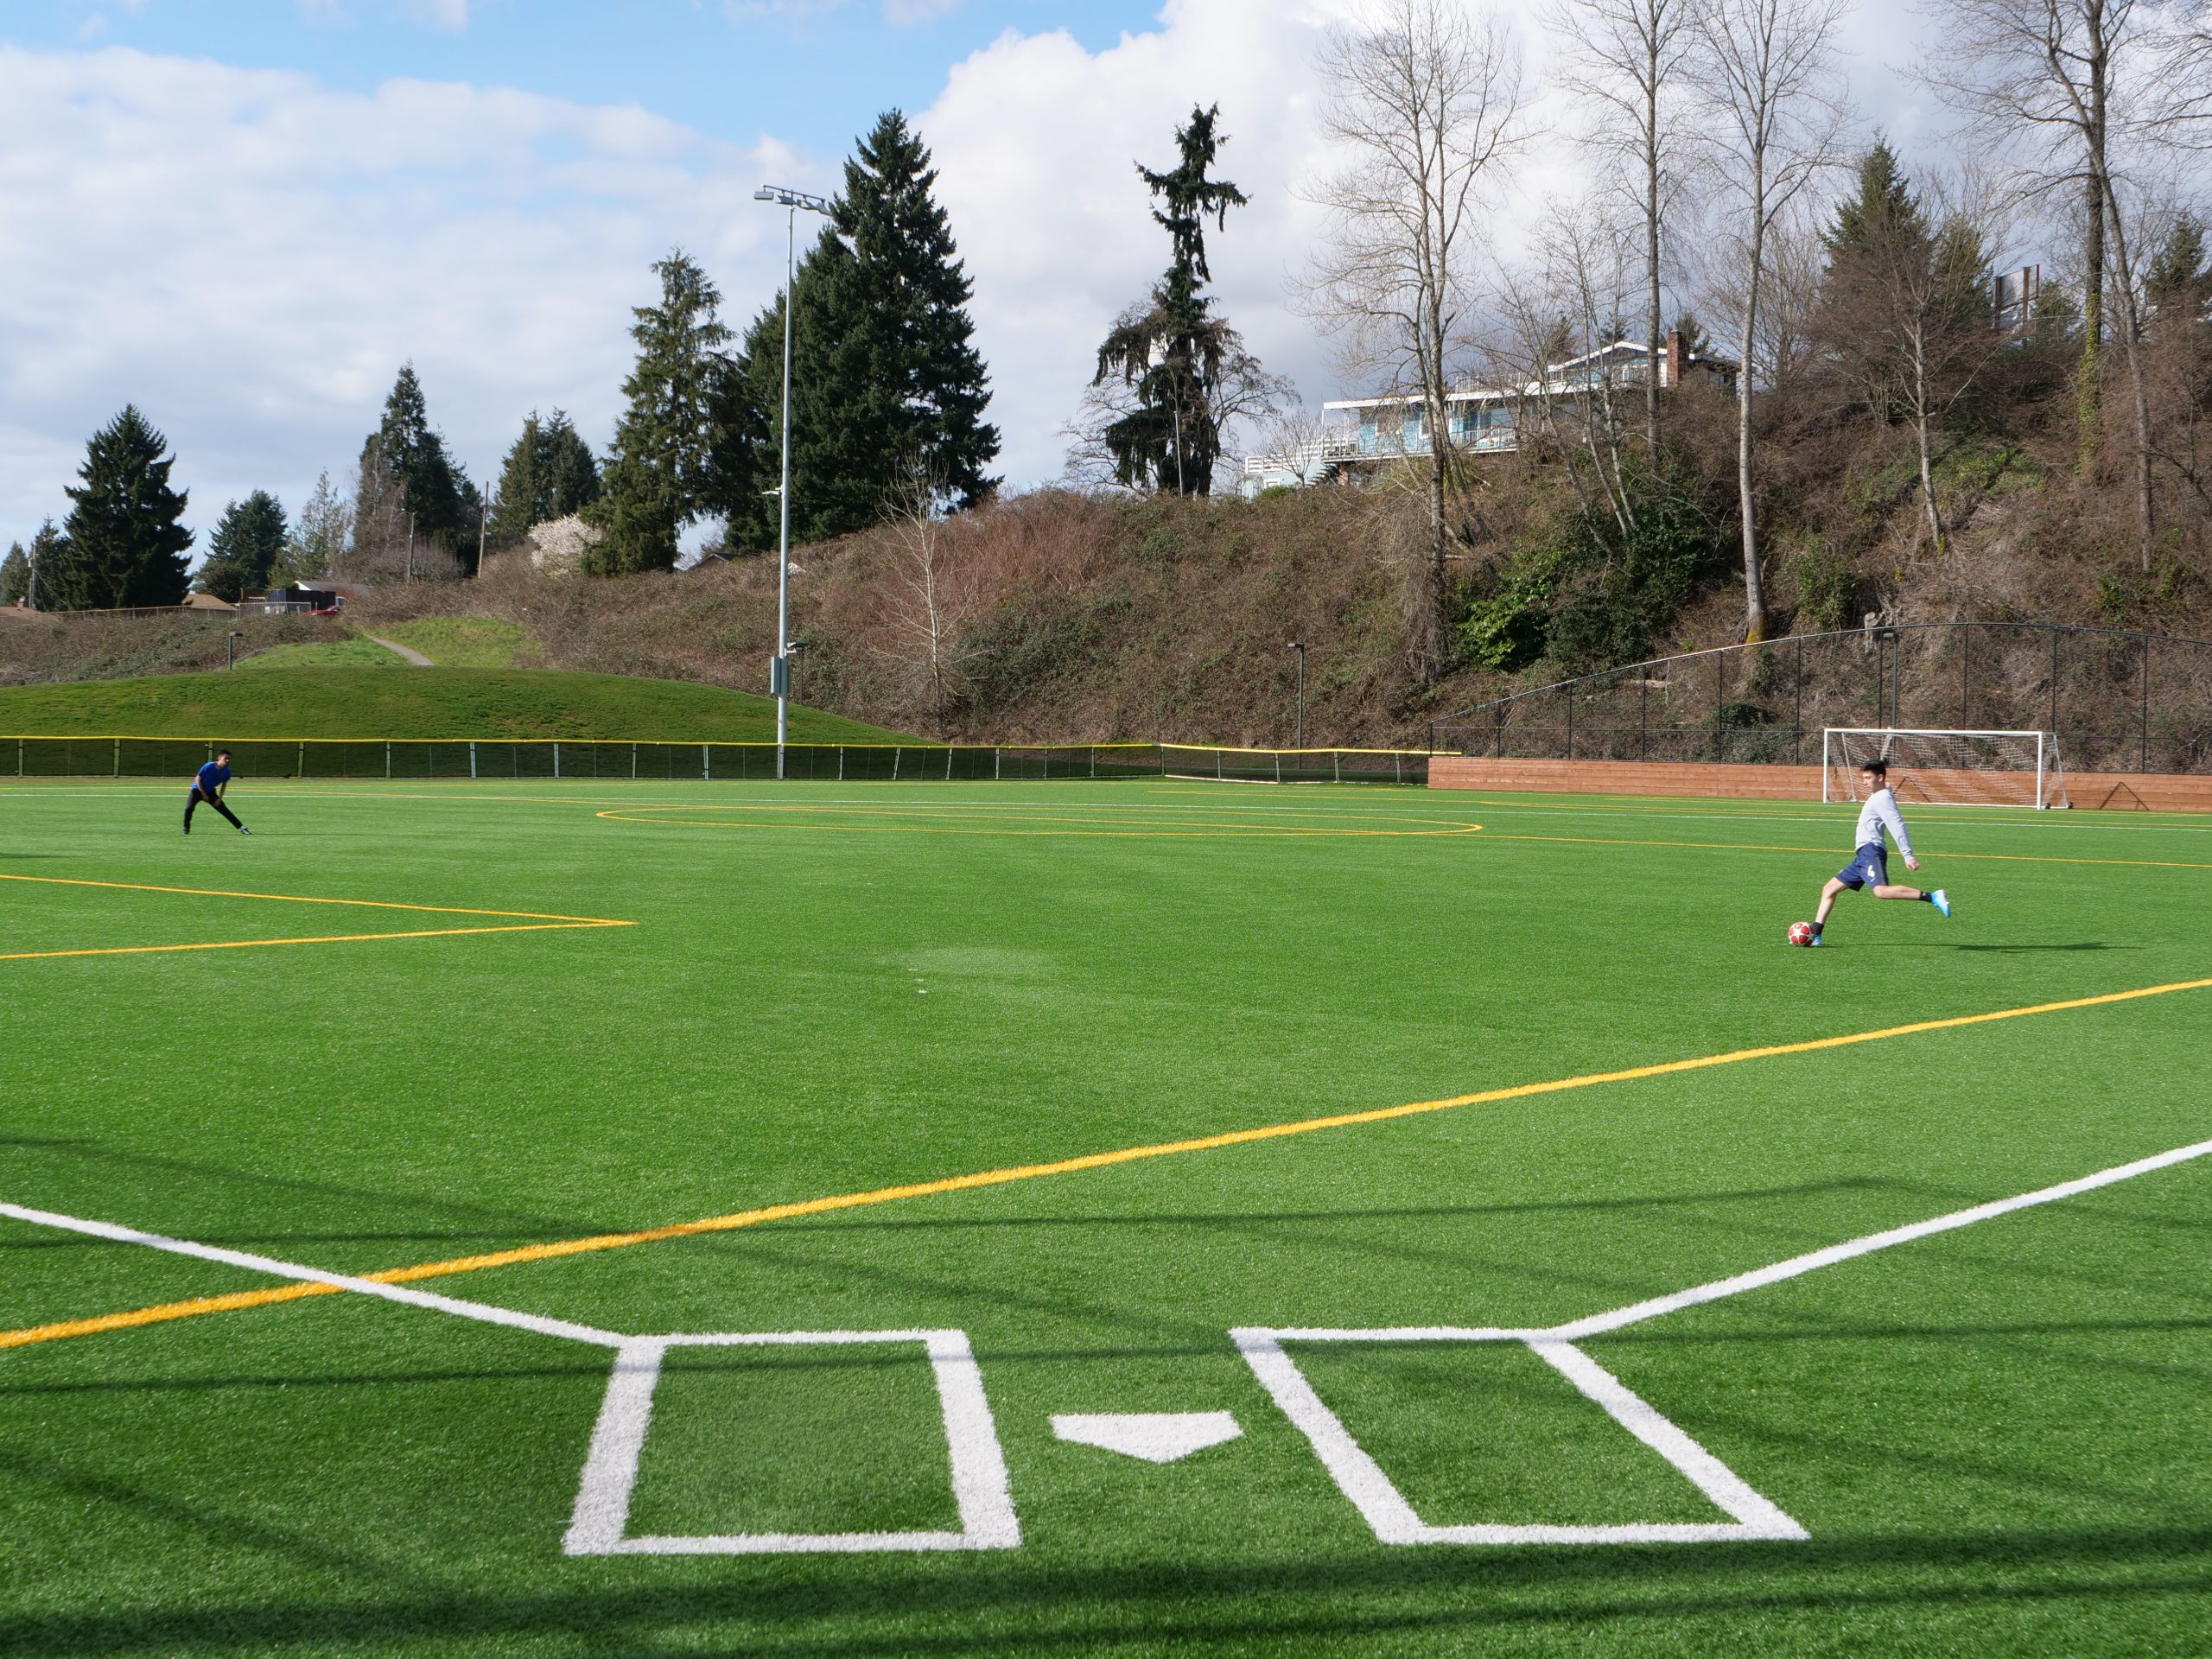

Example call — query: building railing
[1429,622,2212,775]
[3,737,1435,786]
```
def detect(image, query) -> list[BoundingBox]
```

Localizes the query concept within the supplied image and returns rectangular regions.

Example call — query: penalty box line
[3,973,2210,1353]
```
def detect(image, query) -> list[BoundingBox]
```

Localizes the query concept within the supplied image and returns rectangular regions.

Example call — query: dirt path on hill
[361,633,432,665]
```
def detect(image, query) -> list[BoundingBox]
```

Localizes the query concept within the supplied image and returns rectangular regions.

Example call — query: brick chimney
[1662,329,1687,390]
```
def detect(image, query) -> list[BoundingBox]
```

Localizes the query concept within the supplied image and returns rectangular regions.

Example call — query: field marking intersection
[4,969,2209,1361]
[5,1130,2209,1554]
[0,870,634,963]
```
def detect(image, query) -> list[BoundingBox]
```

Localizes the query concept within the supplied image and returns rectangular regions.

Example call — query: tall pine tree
[728,112,998,547]
[491,409,601,537]
[22,521,73,611]
[277,469,351,585]
[589,252,734,572]
[195,491,288,601]
[1092,105,1253,496]
[0,543,27,606]
[61,406,193,607]
[357,364,467,568]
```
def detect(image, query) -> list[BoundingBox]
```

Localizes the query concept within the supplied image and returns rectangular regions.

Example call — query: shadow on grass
[3,1522,2206,1657]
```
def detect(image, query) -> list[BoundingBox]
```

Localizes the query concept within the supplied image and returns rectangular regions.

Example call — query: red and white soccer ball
[1787,920,1816,947]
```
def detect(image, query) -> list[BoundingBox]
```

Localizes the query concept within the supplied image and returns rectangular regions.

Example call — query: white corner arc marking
[563,1329,1020,1555]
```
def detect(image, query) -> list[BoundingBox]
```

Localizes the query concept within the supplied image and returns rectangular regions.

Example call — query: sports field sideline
[3,776,2209,1656]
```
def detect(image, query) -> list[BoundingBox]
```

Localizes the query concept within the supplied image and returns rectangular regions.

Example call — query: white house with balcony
[1239,332,1738,498]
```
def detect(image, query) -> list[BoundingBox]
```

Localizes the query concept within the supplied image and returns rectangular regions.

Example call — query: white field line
[1551,1134,2212,1340]
[563,1329,1020,1555]
[0,1201,625,1349]
[1233,1137,2212,1548]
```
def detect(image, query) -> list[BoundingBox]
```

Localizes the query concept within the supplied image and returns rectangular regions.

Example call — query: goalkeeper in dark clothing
[184,751,251,836]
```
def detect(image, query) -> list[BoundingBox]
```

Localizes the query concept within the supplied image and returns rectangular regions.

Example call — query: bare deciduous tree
[1300,0,1529,677]
[1816,173,2014,557]
[1543,0,1697,457]
[1920,1,2145,492]
[1492,199,1643,540]
[876,467,977,733]
[1689,0,1848,642]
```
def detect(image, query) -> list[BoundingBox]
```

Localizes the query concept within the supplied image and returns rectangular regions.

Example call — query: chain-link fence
[2,737,1433,785]
[1430,623,2212,774]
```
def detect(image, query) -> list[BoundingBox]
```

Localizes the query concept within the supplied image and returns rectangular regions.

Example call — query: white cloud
[0,45,821,551]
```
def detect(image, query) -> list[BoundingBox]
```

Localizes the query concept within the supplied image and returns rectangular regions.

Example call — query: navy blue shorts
[1835,842,1889,891]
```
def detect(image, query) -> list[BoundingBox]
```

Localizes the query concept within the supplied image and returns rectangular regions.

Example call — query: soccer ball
[1787,921,1815,947]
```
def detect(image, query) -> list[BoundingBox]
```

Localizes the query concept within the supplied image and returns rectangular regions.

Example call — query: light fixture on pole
[227,631,243,671]
[1287,641,1306,749]
[753,183,835,781]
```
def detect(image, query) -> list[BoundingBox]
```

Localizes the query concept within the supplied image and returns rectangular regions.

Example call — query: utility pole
[753,183,835,780]
[1287,641,1306,748]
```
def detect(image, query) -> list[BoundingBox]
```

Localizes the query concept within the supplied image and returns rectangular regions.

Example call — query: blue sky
[15,2,1154,166]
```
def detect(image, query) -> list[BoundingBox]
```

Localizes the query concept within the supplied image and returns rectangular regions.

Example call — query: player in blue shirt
[1807,760,1944,944]
[184,750,251,836]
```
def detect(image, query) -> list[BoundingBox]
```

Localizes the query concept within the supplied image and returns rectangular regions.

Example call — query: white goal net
[1822,728,2069,810]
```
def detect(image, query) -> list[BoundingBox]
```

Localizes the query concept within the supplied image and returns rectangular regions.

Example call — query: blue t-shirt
[194,760,231,793]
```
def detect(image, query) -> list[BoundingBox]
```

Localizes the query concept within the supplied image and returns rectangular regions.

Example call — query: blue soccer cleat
[1808,932,1823,946]
[1930,888,1950,918]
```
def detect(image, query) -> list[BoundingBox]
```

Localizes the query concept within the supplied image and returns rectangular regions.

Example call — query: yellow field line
[7,972,2209,1353]
[0,921,629,963]
[597,809,1482,839]
[0,871,627,925]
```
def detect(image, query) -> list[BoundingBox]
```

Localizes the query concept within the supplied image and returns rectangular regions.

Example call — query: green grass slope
[0,665,919,742]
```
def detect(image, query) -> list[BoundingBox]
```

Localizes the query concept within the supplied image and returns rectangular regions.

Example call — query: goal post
[1821,728,2069,810]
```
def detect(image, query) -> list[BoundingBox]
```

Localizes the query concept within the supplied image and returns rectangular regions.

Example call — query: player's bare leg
[1812,878,1847,931]
[1872,882,1924,900]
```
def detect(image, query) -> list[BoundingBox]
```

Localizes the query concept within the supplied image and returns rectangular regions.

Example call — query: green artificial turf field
[2,777,2209,1657]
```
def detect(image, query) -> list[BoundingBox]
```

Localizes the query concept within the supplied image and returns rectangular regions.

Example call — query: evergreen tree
[277,469,352,585]
[1826,140,1922,260]
[358,364,466,557]
[1092,105,1255,496]
[0,543,27,605]
[830,111,999,513]
[728,112,1000,546]
[588,252,734,572]
[725,231,861,550]
[491,409,601,537]
[195,491,288,601]
[2146,213,2210,324]
[61,405,193,607]
[22,521,75,611]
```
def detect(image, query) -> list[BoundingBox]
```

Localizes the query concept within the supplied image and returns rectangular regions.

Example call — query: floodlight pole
[1288,641,1306,748]
[755,184,834,781]
[227,630,242,670]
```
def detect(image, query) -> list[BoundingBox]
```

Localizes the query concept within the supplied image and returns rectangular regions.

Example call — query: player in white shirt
[1808,760,1950,945]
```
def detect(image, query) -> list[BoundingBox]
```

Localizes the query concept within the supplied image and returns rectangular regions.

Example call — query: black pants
[185,786,243,832]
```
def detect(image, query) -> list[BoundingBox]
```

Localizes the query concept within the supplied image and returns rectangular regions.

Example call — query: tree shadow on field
[3,1521,2207,1658]
[743,1180,1892,1239]
[0,1134,595,1239]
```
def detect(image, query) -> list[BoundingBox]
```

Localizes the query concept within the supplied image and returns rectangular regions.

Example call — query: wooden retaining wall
[1428,755,2212,811]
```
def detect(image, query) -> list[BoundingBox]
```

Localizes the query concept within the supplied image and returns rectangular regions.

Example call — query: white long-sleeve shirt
[1854,786,1914,857]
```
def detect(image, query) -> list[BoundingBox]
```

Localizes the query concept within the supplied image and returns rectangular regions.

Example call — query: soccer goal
[1822,728,2069,810]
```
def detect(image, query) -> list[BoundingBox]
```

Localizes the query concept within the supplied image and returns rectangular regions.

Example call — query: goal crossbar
[1821,728,2068,810]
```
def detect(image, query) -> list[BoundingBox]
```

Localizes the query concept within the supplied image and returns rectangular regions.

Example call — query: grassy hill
[0,666,919,743]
